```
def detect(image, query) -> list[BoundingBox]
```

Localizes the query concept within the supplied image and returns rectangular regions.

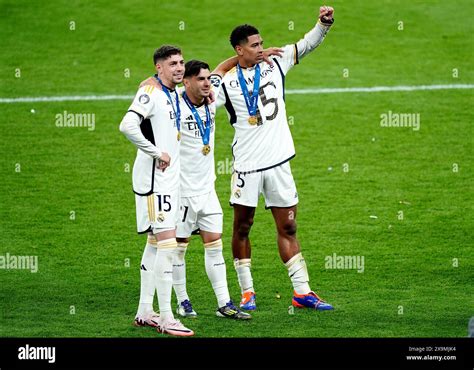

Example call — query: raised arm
[296,6,334,60]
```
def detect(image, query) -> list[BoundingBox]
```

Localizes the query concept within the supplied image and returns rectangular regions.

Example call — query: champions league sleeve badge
[210,75,221,88]
[138,94,150,104]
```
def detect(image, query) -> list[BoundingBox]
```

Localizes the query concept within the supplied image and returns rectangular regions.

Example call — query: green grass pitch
[0,0,472,338]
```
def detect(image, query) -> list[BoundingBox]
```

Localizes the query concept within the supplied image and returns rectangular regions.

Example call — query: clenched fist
[319,6,334,25]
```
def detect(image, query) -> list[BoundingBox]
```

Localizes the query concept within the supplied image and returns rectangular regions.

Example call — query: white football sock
[285,252,311,295]
[204,240,230,307]
[172,242,189,304]
[234,258,254,294]
[154,238,176,321]
[137,236,158,317]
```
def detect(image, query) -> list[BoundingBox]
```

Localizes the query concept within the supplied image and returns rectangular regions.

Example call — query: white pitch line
[0,84,472,103]
[288,84,474,94]
[0,95,134,103]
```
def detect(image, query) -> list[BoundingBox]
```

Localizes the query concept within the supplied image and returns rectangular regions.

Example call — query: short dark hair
[184,60,210,78]
[230,24,260,48]
[153,45,182,65]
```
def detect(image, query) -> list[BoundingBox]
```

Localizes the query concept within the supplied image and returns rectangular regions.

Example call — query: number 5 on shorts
[237,173,245,188]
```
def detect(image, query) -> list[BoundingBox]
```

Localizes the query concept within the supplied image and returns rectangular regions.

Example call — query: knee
[235,217,254,237]
[280,220,297,237]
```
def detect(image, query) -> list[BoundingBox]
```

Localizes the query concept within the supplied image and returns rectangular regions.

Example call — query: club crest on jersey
[234,189,241,199]
[157,212,165,223]
[139,94,150,104]
[210,75,221,88]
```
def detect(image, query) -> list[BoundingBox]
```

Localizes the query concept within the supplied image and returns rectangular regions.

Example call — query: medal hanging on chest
[236,64,261,126]
[182,92,212,156]
[202,144,211,156]
[248,116,258,125]
[155,75,181,141]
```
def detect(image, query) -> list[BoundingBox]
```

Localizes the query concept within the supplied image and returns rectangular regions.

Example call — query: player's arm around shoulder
[212,48,283,78]
[211,56,238,79]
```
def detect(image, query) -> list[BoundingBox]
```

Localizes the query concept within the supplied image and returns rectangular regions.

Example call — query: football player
[214,6,336,311]
[172,60,251,320]
[119,45,195,336]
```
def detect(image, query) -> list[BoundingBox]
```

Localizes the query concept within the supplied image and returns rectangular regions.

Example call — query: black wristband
[320,16,334,26]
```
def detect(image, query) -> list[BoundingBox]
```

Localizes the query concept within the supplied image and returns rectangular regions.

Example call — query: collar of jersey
[238,63,259,71]
[193,101,206,108]
[182,91,206,108]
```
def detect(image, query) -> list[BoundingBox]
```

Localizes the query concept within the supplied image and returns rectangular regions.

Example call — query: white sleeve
[210,74,225,108]
[128,86,156,118]
[295,21,331,61]
[272,44,298,75]
[119,112,162,159]
[275,21,332,75]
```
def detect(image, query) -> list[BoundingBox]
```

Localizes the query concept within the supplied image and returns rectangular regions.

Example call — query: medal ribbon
[236,64,261,117]
[182,92,211,145]
[155,75,181,134]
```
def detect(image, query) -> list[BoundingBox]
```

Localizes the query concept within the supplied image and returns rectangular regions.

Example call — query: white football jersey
[216,44,300,173]
[217,20,331,173]
[179,81,222,197]
[127,85,181,195]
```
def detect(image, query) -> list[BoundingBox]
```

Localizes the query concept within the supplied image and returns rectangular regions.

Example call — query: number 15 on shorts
[147,193,172,223]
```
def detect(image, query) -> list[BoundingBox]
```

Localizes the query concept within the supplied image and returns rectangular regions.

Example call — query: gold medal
[248,116,258,125]
[202,144,211,156]
[177,131,181,141]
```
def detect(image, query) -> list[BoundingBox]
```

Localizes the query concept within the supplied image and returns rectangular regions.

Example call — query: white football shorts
[135,189,180,234]
[229,161,299,208]
[176,189,223,238]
